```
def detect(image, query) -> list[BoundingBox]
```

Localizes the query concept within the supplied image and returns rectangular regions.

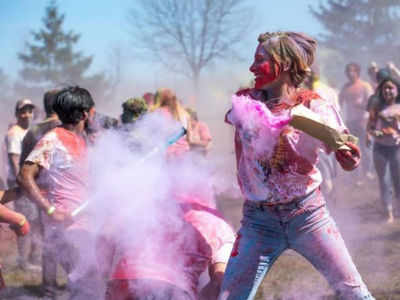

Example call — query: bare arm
[0,202,30,236]
[18,162,71,222]
[0,187,23,204]
[17,162,51,212]
[0,203,25,225]
[8,154,20,179]
[199,262,226,300]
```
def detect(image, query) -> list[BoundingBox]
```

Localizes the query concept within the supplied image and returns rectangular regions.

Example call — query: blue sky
[0,0,325,81]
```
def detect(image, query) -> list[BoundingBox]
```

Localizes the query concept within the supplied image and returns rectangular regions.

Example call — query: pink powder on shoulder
[229,94,291,158]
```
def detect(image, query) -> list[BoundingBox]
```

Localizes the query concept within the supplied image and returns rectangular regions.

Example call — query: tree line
[1,0,400,107]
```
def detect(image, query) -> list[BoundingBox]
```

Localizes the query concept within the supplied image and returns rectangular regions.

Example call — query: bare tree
[128,0,253,92]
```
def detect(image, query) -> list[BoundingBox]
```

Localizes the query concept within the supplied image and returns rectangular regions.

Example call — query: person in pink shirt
[18,86,100,300]
[366,76,400,223]
[218,31,374,300]
[154,88,191,157]
[186,109,212,156]
[97,192,235,300]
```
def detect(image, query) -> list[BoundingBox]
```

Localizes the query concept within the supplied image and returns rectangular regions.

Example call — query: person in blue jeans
[367,76,400,223]
[219,31,374,300]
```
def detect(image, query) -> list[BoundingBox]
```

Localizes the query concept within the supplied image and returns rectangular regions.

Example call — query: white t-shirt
[5,124,28,182]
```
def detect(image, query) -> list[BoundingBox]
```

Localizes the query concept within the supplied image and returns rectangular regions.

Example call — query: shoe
[386,209,395,224]
[19,262,42,272]
[366,172,375,180]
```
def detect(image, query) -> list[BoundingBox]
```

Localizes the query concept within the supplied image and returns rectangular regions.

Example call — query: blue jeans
[219,190,374,300]
[373,142,400,213]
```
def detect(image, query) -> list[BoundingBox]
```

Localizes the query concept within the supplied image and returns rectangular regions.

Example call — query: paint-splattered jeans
[218,190,374,300]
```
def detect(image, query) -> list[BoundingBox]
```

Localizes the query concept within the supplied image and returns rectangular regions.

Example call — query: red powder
[55,127,86,160]
[231,233,242,257]
[253,61,280,89]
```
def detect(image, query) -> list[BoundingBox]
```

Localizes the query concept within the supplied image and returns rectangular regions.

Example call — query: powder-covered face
[382,80,398,104]
[249,43,280,89]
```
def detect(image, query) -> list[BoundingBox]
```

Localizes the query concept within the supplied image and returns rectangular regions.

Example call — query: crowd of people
[0,30,399,300]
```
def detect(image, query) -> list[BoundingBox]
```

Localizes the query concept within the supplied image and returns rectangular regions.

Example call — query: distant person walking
[339,63,374,184]
[366,76,400,223]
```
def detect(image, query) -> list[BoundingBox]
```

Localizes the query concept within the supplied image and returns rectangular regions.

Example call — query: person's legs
[63,229,103,300]
[219,202,287,300]
[41,220,59,299]
[388,146,400,217]
[290,206,374,299]
[373,143,393,221]
[29,203,43,266]
[13,198,34,269]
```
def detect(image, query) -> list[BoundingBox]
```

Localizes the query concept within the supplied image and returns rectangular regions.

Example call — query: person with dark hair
[4,98,40,271]
[20,89,61,164]
[367,62,379,89]
[340,62,374,185]
[120,97,148,125]
[153,88,192,158]
[366,76,400,223]
[117,97,149,152]
[303,68,340,202]
[18,86,101,300]
[19,89,62,298]
[219,31,374,299]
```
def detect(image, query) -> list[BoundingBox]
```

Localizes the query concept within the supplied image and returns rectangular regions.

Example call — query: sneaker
[366,172,375,180]
[386,209,395,224]
[19,262,41,272]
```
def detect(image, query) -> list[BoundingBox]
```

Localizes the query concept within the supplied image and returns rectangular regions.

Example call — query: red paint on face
[251,60,280,89]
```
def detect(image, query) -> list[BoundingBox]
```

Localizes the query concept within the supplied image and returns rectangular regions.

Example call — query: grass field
[0,170,399,300]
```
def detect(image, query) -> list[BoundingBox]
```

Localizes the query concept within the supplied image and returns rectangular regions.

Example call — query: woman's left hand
[335,142,361,171]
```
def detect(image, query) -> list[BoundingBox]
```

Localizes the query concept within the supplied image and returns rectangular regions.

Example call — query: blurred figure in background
[20,90,61,163]
[339,63,374,185]
[367,62,379,90]
[154,88,191,157]
[366,76,400,223]
[303,68,339,202]
[143,92,155,109]
[4,98,40,272]
[20,89,62,299]
[186,108,212,156]
[120,97,148,126]
[119,97,149,152]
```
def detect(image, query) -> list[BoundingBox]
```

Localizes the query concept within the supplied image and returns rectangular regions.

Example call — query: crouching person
[97,194,235,300]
